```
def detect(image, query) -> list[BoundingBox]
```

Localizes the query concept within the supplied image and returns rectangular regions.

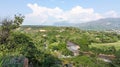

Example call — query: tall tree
[0,14,24,44]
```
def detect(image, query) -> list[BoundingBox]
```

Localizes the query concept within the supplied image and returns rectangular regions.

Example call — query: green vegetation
[0,15,120,67]
[90,41,120,51]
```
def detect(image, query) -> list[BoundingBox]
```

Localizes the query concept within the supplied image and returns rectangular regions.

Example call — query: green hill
[78,18,120,31]
[1,25,120,67]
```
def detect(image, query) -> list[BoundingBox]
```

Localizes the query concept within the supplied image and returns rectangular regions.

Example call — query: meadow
[90,41,120,51]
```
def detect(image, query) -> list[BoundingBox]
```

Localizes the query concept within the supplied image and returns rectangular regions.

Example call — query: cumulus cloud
[25,3,63,25]
[62,6,103,23]
[24,3,119,25]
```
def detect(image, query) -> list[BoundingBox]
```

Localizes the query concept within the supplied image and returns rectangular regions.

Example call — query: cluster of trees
[0,14,24,44]
[0,15,61,67]
[88,31,120,43]
[90,46,116,54]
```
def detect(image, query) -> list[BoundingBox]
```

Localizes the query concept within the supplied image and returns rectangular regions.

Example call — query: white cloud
[24,3,119,25]
[103,10,119,18]
[25,3,63,25]
[62,6,103,23]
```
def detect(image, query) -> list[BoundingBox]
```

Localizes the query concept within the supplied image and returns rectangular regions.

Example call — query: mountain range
[53,18,120,31]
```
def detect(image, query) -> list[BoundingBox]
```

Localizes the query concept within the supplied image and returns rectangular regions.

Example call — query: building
[67,41,80,56]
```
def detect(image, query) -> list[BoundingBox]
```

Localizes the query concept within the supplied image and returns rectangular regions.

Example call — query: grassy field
[89,41,120,51]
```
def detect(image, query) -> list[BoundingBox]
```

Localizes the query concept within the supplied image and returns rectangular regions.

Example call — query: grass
[89,41,120,51]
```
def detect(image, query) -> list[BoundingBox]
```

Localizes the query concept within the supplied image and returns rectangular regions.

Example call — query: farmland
[90,41,120,51]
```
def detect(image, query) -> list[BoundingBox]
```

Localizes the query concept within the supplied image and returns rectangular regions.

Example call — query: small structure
[26,28,31,31]
[39,29,46,32]
[67,41,80,56]
[98,54,116,63]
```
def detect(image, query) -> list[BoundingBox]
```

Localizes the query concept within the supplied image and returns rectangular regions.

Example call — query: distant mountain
[53,18,120,31]
[78,18,120,30]
[53,21,75,26]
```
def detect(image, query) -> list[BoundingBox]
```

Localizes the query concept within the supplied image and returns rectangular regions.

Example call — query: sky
[0,0,120,25]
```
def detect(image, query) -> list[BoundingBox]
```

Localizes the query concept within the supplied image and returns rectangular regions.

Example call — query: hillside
[1,25,120,67]
[78,18,120,31]
[53,18,120,31]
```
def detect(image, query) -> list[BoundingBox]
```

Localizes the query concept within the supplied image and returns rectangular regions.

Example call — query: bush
[71,56,109,67]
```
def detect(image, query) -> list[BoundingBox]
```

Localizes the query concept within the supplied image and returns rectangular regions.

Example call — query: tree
[0,14,24,44]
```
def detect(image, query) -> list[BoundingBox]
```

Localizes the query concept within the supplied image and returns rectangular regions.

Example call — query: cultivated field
[90,41,120,50]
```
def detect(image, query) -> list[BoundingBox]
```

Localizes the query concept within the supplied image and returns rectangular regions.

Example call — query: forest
[0,15,120,67]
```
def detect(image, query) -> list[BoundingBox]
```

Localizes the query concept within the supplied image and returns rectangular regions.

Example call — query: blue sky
[0,0,120,25]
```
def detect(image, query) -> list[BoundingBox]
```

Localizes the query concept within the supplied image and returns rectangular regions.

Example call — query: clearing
[89,41,120,50]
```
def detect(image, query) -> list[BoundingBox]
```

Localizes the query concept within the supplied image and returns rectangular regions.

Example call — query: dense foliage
[0,16,120,66]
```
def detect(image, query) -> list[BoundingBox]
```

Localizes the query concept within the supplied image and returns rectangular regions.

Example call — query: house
[98,54,116,63]
[66,41,80,56]
[39,29,46,32]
